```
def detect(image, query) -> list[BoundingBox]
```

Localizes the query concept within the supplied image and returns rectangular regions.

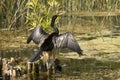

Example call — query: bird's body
[41,32,58,51]
[27,14,83,62]
[28,32,57,62]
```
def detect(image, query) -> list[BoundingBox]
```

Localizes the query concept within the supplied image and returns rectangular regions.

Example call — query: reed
[0,0,119,37]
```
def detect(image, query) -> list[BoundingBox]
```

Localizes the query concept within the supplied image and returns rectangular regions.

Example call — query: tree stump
[27,61,40,80]
[0,57,2,80]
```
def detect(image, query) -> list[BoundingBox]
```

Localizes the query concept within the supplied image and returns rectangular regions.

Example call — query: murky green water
[0,47,120,80]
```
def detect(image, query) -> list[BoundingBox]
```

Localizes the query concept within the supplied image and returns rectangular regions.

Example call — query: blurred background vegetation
[0,1,120,79]
[0,0,120,33]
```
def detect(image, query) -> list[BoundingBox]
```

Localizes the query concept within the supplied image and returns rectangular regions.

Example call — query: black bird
[27,14,83,62]
[27,14,59,45]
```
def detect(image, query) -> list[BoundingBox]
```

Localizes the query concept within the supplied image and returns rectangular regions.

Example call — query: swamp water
[0,48,120,80]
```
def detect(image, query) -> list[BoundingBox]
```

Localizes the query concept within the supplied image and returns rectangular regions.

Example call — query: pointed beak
[57,11,66,16]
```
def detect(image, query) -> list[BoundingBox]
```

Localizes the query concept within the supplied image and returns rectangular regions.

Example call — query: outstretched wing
[27,26,49,44]
[53,32,83,56]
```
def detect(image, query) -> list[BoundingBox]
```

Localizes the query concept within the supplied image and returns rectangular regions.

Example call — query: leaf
[26,0,61,30]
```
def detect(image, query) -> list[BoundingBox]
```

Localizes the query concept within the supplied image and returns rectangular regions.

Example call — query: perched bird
[27,13,83,62]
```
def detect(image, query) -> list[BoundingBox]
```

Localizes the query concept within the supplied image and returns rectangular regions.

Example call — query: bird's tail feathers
[27,35,32,44]
[28,49,42,62]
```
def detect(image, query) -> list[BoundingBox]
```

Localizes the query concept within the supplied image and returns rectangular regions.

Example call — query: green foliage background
[0,0,119,32]
[26,0,61,31]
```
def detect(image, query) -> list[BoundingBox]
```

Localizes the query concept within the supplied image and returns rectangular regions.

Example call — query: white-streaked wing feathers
[53,32,83,55]
[27,26,49,44]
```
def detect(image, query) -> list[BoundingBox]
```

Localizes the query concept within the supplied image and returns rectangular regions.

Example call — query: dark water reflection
[0,48,120,80]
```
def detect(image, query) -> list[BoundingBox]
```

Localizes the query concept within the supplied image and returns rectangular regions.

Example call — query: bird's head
[52,15,59,21]
[52,11,65,20]
[51,11,65,33]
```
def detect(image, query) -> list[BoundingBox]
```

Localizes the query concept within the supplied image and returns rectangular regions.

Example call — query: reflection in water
[0,48,119,80]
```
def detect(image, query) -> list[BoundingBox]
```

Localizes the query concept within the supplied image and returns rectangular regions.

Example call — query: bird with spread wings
[27,13,83,62]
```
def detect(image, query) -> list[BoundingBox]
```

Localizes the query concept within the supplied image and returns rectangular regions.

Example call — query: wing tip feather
[78,50,83,56]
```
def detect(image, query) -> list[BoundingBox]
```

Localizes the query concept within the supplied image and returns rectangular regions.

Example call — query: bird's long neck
[52,26,59,33]
[50,17,55,28]
[50,15,59,33]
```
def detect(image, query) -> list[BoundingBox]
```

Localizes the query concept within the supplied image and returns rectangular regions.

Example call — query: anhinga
[27,14,83,62]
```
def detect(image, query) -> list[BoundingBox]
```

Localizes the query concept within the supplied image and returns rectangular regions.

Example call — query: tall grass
[0,0,27,30]
[60,0,120,41]
[0,0,119,34]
